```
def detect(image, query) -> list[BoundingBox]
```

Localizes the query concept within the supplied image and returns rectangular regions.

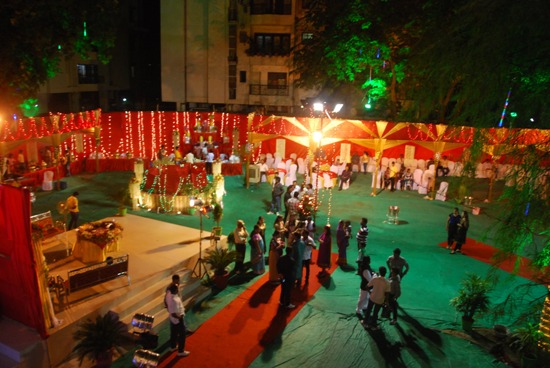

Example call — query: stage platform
[0,214,220,368]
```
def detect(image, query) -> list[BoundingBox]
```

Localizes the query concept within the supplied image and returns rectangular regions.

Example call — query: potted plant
[509,322,546,368]
[212,202,223,226]
[72,312,127,367]
[450,273,491,332]
[116,187,131,216]
[204,246,237,290]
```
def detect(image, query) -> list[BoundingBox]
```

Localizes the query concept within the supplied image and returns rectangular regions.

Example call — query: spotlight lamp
[313,102,324,112]
[312,131,323,143]
[133,349,160,368]
[364,97,372,110]
[332,103,343,113]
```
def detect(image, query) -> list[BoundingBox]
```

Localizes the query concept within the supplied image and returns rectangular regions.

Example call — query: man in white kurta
[166,284,190,357]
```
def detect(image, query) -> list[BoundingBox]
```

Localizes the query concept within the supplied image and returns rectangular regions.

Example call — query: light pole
[189,197,211,279]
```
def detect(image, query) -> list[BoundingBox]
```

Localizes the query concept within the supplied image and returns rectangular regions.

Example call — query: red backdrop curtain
[0,185,47,338]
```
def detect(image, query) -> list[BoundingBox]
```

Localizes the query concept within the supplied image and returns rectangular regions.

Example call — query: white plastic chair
[265,154,275,169]
[453,162,463,176]
[323,172,334,189]
[371,170,383,189]
[435,181,449,201]
[285,164,297,186]
[419,170,434,195]
[412,168,423,190]
[285,159,293,173]
[277,161,287,182]
[367,158,376,173]
[273,156,282,170]
[42,171,54,191]
[297,157,305,175]
[447,161,455,176]
[475,163,486,178]
[417,159,426,170]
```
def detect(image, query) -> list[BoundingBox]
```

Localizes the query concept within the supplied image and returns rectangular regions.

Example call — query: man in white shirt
[206,149,215,174]
[363,266,391,330]
[166,284,190,357]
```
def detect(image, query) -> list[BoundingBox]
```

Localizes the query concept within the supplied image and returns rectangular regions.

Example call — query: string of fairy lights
[2,110,522,221]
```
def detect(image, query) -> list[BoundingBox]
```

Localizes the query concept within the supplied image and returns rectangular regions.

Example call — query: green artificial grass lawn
[31,170,546,367]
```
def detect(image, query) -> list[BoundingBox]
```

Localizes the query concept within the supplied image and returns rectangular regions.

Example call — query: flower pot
[213,271,230,290]
[95,349,113,368]
[118,207,127,216]
[462,316,474,332]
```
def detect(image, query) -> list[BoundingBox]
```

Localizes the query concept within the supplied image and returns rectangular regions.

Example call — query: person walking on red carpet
[268,230,285,284]
[317,225,332,277]
[301,229,316,284]
[446,207,461,249]
[292,229,306,286]
[250,225,266,275]
[166,284,190,357]
[277,246,296,309]
[451,210,469,254]
[233,220,249,274]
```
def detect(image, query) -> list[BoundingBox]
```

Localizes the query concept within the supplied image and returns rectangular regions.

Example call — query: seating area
[256,153,514,202]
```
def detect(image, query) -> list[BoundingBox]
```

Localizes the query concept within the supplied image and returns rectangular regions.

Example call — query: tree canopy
[0,0,119,114]
[295,0,550,128]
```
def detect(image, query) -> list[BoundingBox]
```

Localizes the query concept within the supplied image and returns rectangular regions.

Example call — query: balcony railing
[249,84,289,96]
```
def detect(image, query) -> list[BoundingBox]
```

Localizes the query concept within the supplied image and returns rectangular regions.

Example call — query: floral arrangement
[77,220,123,248]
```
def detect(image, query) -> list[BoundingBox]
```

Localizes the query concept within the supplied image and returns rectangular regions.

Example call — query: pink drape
[0,185,48,338]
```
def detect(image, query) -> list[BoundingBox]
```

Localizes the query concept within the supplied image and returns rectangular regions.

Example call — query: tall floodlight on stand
[190,198,212,279]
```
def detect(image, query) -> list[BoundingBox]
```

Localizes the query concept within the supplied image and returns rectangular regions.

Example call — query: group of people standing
[446,207,470,254]
[356,248,409,330]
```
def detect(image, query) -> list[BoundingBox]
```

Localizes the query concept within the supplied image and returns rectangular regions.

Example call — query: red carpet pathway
[438,238,547,283]
[159,252,339,368]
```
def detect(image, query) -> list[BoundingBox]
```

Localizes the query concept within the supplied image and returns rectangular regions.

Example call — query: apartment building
[161,0,315,115]
[36,0,161,114]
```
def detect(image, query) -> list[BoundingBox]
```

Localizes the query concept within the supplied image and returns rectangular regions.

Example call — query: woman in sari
[317,225,332,277]
[268,230,285,284]
[250,225,266,275]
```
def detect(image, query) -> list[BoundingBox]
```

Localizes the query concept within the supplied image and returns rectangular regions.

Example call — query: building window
[252,33,290,56]
[240,71,247,83]
[302,33,313,41]
[302,0,312,9]
[77,64,99,84]
[229,65,237,100]
[251,0,292,15]
[268,72,287,88]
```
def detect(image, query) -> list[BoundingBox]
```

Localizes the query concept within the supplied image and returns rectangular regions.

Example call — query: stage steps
[0,317,49,368]
[112,268,212,334]
[49,253,214,367]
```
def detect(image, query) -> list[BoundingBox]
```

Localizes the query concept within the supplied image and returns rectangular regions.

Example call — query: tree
[295,0,550,128]
[0,0,119,114]
[294,0,424,119]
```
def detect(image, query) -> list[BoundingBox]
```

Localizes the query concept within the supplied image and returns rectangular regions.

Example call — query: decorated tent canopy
[1,111,548,168]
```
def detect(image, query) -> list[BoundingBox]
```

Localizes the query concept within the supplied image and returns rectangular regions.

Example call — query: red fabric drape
[0,186,48,338]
